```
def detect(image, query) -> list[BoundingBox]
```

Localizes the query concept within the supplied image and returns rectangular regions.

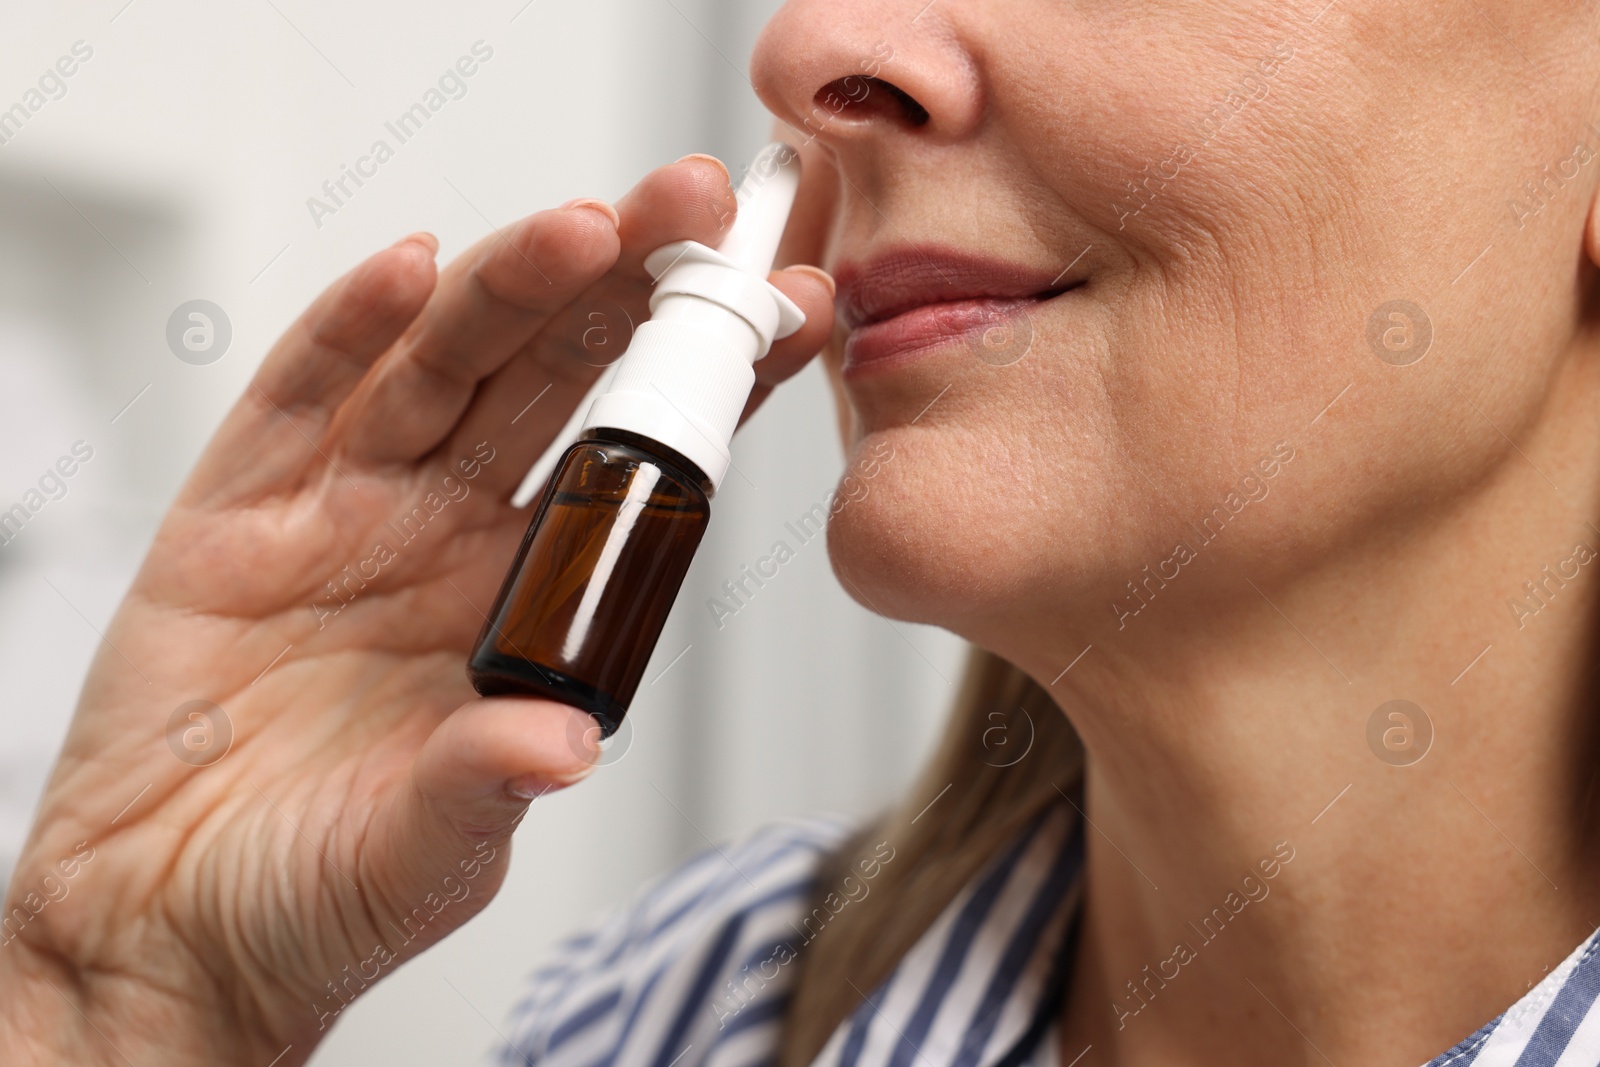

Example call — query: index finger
[338,157,739,469]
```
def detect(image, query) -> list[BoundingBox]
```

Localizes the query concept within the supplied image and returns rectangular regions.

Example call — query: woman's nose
[750,0,985,147]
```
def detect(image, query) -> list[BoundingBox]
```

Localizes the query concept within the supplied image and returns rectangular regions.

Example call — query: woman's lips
[843,297,1039,372]
[834,246,1076,375]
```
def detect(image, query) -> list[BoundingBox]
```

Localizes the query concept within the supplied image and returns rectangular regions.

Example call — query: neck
[1007,355,1600,1064]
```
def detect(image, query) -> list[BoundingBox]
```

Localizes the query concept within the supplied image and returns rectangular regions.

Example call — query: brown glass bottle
[468,428,711,736]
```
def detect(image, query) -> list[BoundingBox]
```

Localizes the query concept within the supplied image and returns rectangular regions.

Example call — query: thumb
[357,698,600,959]
[411,697,601,843]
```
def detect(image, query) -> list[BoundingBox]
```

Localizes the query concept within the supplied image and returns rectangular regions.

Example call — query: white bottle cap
[578,143,806,492]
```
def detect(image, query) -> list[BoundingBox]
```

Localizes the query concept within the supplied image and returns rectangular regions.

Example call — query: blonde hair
[777,647,1085,1067]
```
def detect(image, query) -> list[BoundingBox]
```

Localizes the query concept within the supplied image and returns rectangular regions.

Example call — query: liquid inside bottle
[468,429,711,736]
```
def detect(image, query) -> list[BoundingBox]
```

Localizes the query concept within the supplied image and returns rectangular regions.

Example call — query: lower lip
[843,298,1038,375]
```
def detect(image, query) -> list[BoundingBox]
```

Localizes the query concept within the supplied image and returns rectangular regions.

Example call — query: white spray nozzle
[638,141,807,348]
[717,142,803,277]
[510,143,810,504]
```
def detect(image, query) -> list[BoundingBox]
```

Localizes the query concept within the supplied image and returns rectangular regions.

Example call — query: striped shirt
[499,802,1600,1067]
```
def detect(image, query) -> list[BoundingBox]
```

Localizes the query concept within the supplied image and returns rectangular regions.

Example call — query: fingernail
[676,153,732,187]
[394,231,439,254]
[560,198,620,229]
[784,264,836,298]
[506,777,548,801]
[506,771,585,801]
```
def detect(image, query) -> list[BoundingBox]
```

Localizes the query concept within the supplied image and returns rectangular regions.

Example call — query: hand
[0,154,834,1065]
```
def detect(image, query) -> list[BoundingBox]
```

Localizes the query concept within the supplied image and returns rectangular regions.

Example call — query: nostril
[813,76,931,129]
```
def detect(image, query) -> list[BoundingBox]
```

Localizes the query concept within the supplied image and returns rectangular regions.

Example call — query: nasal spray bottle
[468,144,805,736]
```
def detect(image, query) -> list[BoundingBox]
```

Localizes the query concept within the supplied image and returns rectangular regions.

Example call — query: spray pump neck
[579,143,807,493]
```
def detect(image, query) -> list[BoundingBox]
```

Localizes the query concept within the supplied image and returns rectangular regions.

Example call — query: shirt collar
[808,804,1083,1067]
[806,801,1600,1067]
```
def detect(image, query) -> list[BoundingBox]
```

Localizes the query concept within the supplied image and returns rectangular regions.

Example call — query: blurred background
[0,1,964,1063]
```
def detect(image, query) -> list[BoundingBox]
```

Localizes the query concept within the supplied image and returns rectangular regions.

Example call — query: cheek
[816,0,1581,639]
[827,284,1231,628]
[999,8,1314,242]
[825,435,992,625]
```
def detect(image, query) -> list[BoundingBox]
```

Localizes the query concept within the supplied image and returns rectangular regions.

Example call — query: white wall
[0,3,965,1064]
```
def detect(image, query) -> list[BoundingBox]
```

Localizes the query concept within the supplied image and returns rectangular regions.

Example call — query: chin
[822,425,1079,639]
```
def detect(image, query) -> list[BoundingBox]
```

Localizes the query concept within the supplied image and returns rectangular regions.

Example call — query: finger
[185,236,439,505]
[452,227,833,497]
[257,233,443,415]
[755,266,836,386]
[738,264,837,426]
[336,202,623,467]
[478,154,742,392]
[407,698,599,847]
[437,156,742,484]
[342,156,738,470]
[608,153,738,277]
[437,345,603,501]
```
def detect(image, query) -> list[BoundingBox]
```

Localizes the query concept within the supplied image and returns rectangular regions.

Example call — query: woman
[4,0,1600,1063]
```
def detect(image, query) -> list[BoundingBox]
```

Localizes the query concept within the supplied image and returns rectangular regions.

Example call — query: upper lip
[833,245,1080,331]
